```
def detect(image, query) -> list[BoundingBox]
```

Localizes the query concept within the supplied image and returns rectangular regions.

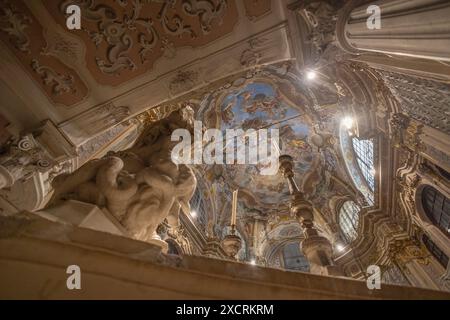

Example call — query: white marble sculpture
[47,107,197,242]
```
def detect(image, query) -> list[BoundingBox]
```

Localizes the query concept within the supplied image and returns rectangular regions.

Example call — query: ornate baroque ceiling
[0,0,282,140]
[190,64,355,226]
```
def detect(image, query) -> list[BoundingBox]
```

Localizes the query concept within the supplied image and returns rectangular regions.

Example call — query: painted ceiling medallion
[43,0,239,86]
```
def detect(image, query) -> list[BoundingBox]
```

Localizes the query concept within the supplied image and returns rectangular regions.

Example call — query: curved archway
[281,241,310,272]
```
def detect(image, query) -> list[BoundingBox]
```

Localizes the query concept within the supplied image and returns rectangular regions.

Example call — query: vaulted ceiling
[0,0,285,139]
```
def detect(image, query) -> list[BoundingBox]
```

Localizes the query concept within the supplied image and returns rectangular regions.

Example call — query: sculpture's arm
[96,157,138,218]
[48,159,107,206]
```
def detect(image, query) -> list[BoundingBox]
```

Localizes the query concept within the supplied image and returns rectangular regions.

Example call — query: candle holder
[278,153,343,276]
[221,226,242,259]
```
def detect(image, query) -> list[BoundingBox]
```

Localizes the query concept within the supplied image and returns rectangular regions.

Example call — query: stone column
[337,0,450,62]
[279,155,343,276]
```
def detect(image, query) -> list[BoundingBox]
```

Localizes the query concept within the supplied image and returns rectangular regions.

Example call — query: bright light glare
[250,259,256,265]
[190,210,197,218]
[306,70,317,80]
[342,116,354,130]
[336,244,345,252]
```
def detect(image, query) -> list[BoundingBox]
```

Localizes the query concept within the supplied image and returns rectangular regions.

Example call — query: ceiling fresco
[196,71,338,213]
[219,81,317,206]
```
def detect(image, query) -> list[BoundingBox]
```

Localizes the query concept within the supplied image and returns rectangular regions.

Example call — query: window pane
[339,201,360,243]
[190,187,207,231]
[422,186,450,236]
[352,138,375,192]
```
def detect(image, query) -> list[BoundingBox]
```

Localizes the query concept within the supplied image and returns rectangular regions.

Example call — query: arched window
[423,234,449,268]
[339,201,360,243]
[282,242,310,272]
[422,186,450,236]
[339,126,376,206]
[352,137,375,193]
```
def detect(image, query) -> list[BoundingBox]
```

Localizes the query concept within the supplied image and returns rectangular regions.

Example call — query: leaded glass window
[352,137,375,192]
[422,186,450,236]
[339,201,360,243]
[340,125,376,207]
[190,187,207,231]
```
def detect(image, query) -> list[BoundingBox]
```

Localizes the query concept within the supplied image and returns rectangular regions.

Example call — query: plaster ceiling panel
[1,0,292,137]
[243,0,272,20]
[43,0,239,87]
[0,0,88,106]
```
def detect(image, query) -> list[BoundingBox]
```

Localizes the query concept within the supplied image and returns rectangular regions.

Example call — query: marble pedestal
[36,200,168,253]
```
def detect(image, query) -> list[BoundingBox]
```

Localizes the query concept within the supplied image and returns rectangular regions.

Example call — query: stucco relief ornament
[47,107,197,242]
[41,30,81,63]
[182,0,228,34]
[389,239,431,275]
[31,59,76,95]
[61,0,228,75]
[0,0,32,53]
[0,135,54,189]
[390,113,410,148]
[240,38,268,68]
[169,70,199,95]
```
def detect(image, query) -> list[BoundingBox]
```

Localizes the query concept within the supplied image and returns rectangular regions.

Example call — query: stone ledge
[1,214,449,300]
